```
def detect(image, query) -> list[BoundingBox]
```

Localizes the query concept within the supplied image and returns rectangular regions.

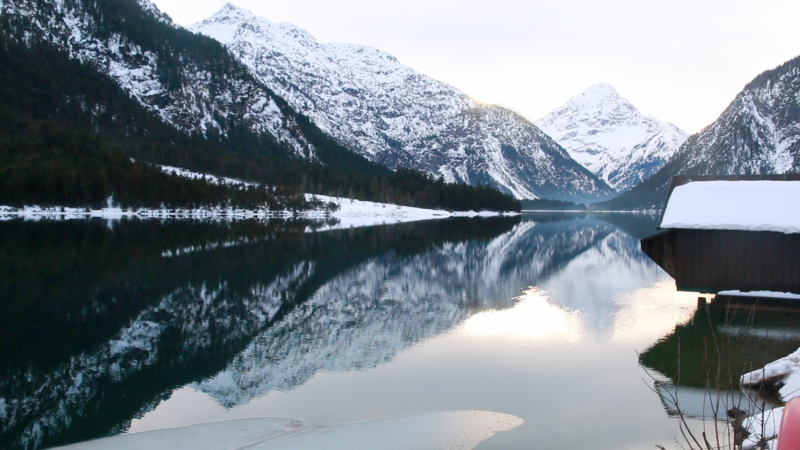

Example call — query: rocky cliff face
[191,4,613,201]
[536,84,688,192]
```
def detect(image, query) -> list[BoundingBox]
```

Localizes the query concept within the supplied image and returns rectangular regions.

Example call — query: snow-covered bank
[1,163,516,226]
[739,348,800,449]
[718,290,800,300]
[55,411,522,450]
[0,196,515,230]
[307,194,515,231]
[0,204,303,221]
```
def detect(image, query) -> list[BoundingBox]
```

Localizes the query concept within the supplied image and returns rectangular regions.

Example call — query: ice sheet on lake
[55,411,522,450]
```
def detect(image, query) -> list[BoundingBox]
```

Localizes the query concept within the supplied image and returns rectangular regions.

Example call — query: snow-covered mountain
[0,0,348,160]
[535,84,688,192]
[603,56,800,210]
[190,4,612,201]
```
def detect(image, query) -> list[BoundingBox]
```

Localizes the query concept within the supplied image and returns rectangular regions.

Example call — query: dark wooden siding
[641,229,800,293]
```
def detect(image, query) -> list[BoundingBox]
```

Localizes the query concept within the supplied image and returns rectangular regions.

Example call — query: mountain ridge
[0,0,317,155]
[191,4,613,201]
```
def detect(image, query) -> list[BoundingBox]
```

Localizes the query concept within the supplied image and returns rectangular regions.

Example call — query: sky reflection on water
[5,213,794,450]
[124,214,703,450]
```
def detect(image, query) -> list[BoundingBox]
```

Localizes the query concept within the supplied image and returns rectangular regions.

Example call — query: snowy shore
[0,194,515,230]
[0,164,517,227]
[740,347,800,449]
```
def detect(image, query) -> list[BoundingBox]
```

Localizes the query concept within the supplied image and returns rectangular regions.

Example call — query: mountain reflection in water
[2,217,518,449]
[0,213,695,450]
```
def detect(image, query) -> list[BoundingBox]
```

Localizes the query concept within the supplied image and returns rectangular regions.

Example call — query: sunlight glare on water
[608,279,699,346]
[461,287,584,345]
[461,278,698,349]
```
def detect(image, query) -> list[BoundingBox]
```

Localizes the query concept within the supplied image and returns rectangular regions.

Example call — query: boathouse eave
[641,175,800,294]
[659,174,800,234]
[640,229,673,243]
[641,227,800,294]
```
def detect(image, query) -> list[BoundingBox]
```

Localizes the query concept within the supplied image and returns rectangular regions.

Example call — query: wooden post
[697,297,707,308]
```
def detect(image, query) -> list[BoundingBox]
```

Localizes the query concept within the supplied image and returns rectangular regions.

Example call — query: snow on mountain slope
[191,4,612,201]
[602,55,800,210]
[0,0,315,157]
[536,84,688,192]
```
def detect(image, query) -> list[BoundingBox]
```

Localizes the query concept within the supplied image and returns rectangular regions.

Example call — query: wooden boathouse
[641,175,800,294]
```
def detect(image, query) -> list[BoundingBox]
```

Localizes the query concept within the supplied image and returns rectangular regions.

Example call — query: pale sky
[150,0,800,134]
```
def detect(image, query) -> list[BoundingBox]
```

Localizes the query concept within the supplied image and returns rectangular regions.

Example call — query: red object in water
[778,397,800,450]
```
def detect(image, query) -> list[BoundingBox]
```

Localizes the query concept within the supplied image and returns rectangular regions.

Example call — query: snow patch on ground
[741,348,800,402]
[660,180,800,234]
[305,194,510,231]
[740,347,800,448]
[159,165,260,187]
[55,411,522,450]
[740,407,782,450]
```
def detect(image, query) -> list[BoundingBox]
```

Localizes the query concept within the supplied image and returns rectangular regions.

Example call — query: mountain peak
[583,83,619,97]
[564,83,636,118]
[536,85,688,192]
[136,0,174,25]
[209,2,257,21]
[603,53,800,210]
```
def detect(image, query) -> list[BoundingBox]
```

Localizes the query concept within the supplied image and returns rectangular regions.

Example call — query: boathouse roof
[659,175,800,234]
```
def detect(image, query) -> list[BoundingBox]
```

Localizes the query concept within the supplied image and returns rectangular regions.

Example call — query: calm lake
[1,213,798,449]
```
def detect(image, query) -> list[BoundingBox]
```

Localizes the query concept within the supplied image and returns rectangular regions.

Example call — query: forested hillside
[0,0,519,212]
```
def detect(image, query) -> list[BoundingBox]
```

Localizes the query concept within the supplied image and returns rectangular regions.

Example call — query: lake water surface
[1,214,798,449]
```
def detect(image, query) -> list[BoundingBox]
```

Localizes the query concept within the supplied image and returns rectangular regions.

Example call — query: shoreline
[0,197,518,230]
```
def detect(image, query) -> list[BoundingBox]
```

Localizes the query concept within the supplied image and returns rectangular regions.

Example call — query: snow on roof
[660,180,800,234]
[718,290,800,300]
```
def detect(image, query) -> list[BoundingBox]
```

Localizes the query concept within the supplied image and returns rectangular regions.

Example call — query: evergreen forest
[0,19,520,212]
